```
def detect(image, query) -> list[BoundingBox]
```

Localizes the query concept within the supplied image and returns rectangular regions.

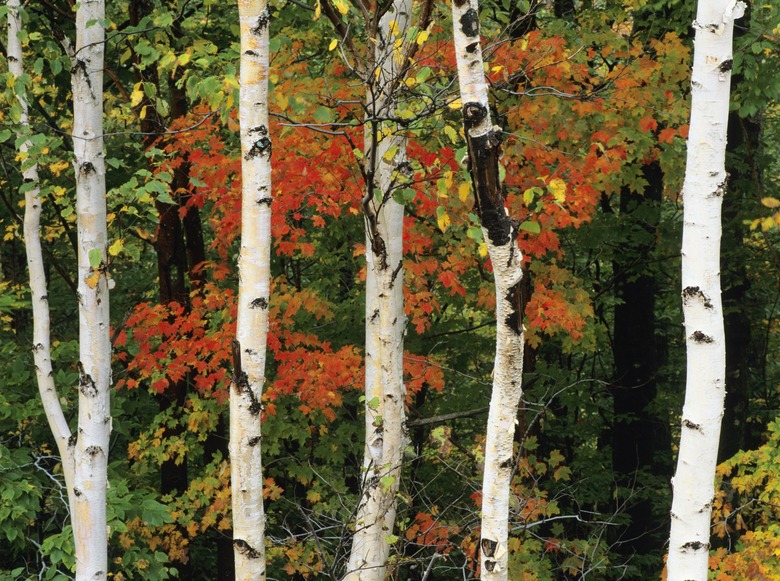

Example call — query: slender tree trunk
[667,2,744,579]
[71,0,112,578]
[344,2,411,578]
[8,0,76,514]
[231,1,272,578]
[451,1,525,578]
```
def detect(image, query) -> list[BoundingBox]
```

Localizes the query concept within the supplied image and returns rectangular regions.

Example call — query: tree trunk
[344,3,411,579]
[72,0,112,578]
[611,163,671,565]
[450,1,525,578]
[9,0,76,519]
[231,1,272,579]
[667,2,744,579]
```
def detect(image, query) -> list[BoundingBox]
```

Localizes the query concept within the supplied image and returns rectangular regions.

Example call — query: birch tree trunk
[231,1,272,578]
[344,1,411,577]
[71,0,112,578]
[450,1,524,578]
[667,2,745,580]
[8,0,76,511]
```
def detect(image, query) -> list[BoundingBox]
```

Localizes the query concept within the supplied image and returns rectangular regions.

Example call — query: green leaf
[519,221,541,234]
[88,248,102,269]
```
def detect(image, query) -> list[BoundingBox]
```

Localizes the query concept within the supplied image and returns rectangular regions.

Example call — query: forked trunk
[344,1,411,578]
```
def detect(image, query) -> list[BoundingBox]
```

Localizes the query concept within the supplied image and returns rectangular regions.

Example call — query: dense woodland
[0,0,779,579]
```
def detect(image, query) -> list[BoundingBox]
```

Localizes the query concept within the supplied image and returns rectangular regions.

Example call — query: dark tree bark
[610,162,671,567]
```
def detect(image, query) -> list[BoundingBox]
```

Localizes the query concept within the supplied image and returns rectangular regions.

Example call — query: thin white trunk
[344,2,411,578]
[71,0,111,579]
[451,0,524,578]
[231,1,271,579]
[8,0,75,508]
[667,2,744,580]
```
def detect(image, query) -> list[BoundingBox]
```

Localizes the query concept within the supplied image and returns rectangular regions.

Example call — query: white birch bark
[231,1,272,579]
[451,0,524,578]
[667,2,744,580]
[68,0,112,578]
[344,1,411,578]
[8,0,76,511]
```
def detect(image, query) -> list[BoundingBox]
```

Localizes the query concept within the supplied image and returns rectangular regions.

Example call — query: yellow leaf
[387,20,399,38]
[329,38,338,51]
[314,0,321,19]
[448,97,462,110]
[548,178,566,203]
[108,239,124,256]
[277,93,289,111]
[437,210,451,232]
[416,30,429,45]
[333,0,349,15]
[761,197,780,208]
[130,83,144,107]
[478,242,488,257]
[140,105,148,120]
[405,76,416,88]
[458,182,470,202]
[177,52,191,67]
[85,271,101,289]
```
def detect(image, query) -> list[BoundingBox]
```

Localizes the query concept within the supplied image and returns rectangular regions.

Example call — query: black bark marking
[250,297,268,309]
[465,42,479,54]
[682,286,713,309]
[460,9,480,37]
[78,363,98,397]
[453,0,468,6]
[256,197,272,206]
[250,125,269,136]
[248,436,261,447]
[718,59,733,73]
[85,445,102,456]
[681,541,709,551]
[462,115,512,247]
[68,434,78,447]
[244,50,258,57]
[74,487,83,497]
[504,280,523,335]
[234,539,262,559]
[484,560,496,572]
[682,419,702,432]
[691,330,713,343]
[481,538,498,558]
[80,161,96,175]
[231,340,263,416]
[499,457,512,468]
[252,10,270,34]
[245,137,271,159]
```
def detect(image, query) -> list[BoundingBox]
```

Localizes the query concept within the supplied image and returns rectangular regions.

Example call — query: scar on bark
[460,8,480,37]
[234,538,263,559]
[681,541,709,551]
[252,10,270,34]
[682,419,702,432]
[481,538,498,558]
[682,286,713,309]
[232,340,262,416]
[250,297,268,309]
[691,330,714,343]
[504,281,523,335]
[78,362,98,397]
